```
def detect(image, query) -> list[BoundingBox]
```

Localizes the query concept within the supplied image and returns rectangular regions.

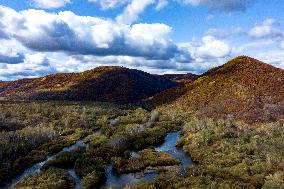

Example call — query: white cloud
[194,36,231,59]
[0,53,55,80]
[126,23,176,59]
[249,19,283,38]
[0,6,177,60]
[180,0,255,12]
[90,0,168,11]
[88,0,129,10]
[0,53,25,64]
[232,39,275,54]
[156,0,168,10]
[116,0,155,24]
[0,39,26,64]
[88,0,255,12]
[253,50,284,69]
[4,4,284,81]
[281,41,284,49]
[0,5,238,80]
[174,37,232,73]
[0,64,7,70]
[0,5,197,80]
[29,0,71,9]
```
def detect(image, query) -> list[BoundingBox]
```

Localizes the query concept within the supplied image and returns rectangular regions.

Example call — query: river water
[7,131,192,189]
[5,139,88,189]
[103,131,193,189]
[156,132,193,174]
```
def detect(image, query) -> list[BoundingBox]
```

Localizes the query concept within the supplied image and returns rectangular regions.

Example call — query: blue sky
[0,0,283,80]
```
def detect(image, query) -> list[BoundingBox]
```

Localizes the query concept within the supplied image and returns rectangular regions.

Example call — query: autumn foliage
[0,66,176,103]
[152,56,284,123]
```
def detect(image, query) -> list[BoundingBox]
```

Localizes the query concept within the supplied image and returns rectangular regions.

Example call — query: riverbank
[4,104,193,189]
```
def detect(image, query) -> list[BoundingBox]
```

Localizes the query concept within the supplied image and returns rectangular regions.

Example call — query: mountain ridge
[170,56,284,123]
[1,56,283,123]
[0,66,178,103]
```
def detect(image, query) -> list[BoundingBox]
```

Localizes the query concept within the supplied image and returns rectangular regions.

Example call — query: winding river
[5,140,88,189]
[103,131,193,189]
[7,129,192,189]
[156,132,193,174]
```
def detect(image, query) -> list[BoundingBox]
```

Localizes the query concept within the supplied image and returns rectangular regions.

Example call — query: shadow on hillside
[141,84,189,108]
[29,69,178,104]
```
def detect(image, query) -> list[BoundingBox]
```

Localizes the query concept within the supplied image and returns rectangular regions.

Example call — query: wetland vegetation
[1,57,284,189]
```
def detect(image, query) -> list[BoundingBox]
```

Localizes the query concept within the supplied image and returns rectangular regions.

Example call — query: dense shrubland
[0,101,128,185]
[111,148,180,173]
[130,112,284,189]
[1,101,184,188]
[11,168,74,189]
[3,98,284,189]
[97,108,182,155]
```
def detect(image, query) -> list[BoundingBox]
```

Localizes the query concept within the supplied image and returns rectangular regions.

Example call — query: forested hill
[0,66,177,103]
[149,56,284,123]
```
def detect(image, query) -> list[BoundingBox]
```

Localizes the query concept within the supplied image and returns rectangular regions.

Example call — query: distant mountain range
[1,56,283,123]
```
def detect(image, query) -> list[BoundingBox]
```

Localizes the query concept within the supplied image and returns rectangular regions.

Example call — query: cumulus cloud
[0,38,26,64]
[0,64,7,70]
[253,50,284,69]
[88,0,129,10]
[180,0,255,12]
[248,19,283,39]
[0,6,177,60]
[193,36,231,59]
[0,53,25,64]
[0,53,55,80]
[173,36,232,73]
[29,0,71,9]
[116,0,155,24]
[0,23,10,39]
[0,5,239,80]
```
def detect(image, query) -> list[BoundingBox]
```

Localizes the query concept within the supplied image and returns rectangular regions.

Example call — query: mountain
[153,56,284,123]
[1,56,283,123]
[0,66,177,103]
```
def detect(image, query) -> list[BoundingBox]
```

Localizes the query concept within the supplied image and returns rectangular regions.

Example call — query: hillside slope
[153,56,284,123]
[161,73,199,83]
[0,66,177,103]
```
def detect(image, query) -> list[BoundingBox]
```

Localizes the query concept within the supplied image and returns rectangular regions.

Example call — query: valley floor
[1,101,284,189]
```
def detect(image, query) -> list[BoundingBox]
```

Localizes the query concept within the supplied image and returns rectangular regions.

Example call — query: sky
[0,0,283,80]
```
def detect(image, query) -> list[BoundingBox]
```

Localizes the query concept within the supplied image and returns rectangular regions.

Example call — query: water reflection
[103,165,156,189]
[156,132,193,171]
[103,131,193,189]
[68,169,81,189]
[7,139,88,188]
[8,131,192,189]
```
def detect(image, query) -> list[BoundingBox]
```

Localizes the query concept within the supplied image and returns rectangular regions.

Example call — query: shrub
[74,157,106,178]
[12,168,74,189]
[82,171,106,189]
[112,149,180,173]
